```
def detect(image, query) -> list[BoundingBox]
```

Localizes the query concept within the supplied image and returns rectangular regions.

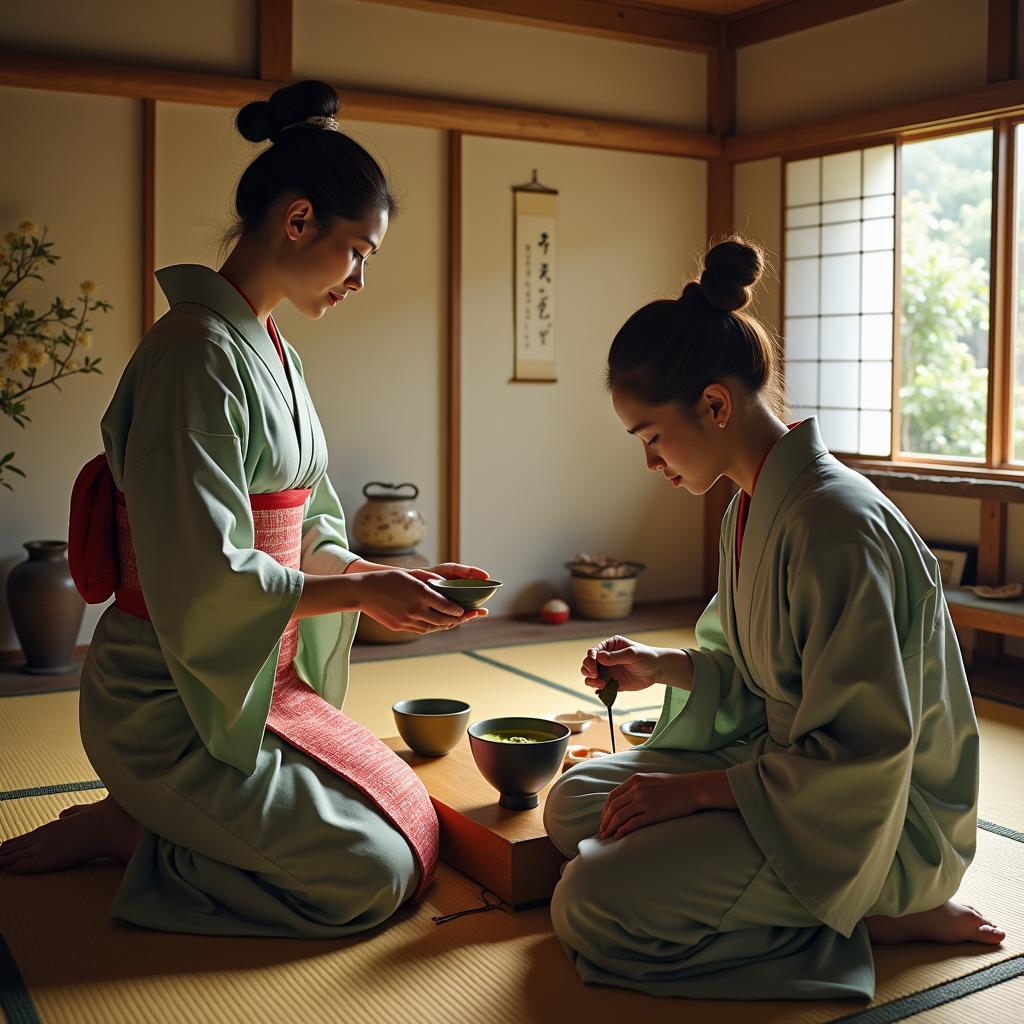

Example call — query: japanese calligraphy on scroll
[513,173,557,381]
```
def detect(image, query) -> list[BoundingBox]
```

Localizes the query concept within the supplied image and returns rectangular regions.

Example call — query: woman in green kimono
[0,80,487,937]
[543,237,1004,999]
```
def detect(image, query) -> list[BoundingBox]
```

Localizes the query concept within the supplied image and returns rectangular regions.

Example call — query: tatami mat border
[0,686,78,700]
[0,932,39,1024]
[0,781,105,803]
[460,650,663,714]
[978,819,1024,844]
[832,954,1024,1024]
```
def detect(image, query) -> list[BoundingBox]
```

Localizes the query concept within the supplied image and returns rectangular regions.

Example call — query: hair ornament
[280,115,339,134]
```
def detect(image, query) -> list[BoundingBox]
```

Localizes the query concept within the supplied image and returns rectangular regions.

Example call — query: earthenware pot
[352,482,427,555]
[566,562,646,620]
[6,540,85,674]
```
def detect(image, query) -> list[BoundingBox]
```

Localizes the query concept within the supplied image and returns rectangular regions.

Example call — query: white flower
[26,345,48,369]
[79,280,97,296]
[66,358,82,372]
[17,221,37,237]
[13,338,33,356]
[76,331,93,349]
[3,351,29,374]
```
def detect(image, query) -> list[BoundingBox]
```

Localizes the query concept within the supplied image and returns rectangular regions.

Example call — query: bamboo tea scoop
[597,662,618,753]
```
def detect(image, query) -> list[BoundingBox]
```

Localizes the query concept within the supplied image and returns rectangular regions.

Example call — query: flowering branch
[0,223,110,491]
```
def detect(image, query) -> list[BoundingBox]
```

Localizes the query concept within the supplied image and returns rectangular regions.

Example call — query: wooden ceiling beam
[0,52,719,158]
[724,77,1024,162]
[364,0,719,52]
[725,0,907,50]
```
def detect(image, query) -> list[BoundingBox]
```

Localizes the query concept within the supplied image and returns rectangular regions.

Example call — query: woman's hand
[581,636,667,695]
[356,569,483,633]
[597,771,727,841]
[581,636,694,695]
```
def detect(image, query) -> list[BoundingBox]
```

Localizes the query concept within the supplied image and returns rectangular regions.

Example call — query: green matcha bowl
[427,578,503,610]
[468,716,571,809]
[393,698,471,757]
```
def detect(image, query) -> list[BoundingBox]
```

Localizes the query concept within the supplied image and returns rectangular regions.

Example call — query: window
[900,131,992,461]
[783,129,1003,468]
[1014,123,1024,461]
[783,145,896,455]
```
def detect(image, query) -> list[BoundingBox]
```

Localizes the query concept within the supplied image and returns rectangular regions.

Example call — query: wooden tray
[384,721,621,908]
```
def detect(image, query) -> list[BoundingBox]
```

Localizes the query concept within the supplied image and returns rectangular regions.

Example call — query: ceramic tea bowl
[428,578,504,610]
[620,719,658,746]
[468,716,570,809]
[392,698,471,757]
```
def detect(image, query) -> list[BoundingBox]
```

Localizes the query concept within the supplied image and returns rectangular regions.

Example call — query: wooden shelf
[947,589,1024,640]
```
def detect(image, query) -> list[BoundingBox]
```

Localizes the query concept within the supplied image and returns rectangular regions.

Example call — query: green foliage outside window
[899,131,994,460]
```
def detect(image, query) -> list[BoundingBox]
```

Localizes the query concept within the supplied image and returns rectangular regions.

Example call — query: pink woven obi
[69,455,438,902]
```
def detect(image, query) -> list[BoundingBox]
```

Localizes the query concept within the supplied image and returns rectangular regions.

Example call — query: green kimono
[544,418,979,999]
[79,264,418,937]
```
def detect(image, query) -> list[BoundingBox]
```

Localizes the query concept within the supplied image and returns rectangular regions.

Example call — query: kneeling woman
[0,81,488,937]
[543,238,1002,999]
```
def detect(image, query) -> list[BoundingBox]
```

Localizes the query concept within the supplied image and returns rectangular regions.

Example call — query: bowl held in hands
[428,578,503,610]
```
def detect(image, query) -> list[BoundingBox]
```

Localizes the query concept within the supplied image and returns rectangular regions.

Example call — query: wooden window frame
[780,118,1024,485]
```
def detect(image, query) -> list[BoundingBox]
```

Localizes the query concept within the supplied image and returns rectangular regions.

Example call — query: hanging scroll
[513,170,558,382]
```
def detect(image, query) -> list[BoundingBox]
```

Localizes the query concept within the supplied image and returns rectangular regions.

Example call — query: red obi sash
[68,455,438,902]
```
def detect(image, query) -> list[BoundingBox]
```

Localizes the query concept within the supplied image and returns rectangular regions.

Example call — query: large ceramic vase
[6,540,85,674]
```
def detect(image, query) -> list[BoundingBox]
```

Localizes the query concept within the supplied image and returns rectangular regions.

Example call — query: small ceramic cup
[620,719,658,746]
[428,578,503,610]
[392,698,471,757]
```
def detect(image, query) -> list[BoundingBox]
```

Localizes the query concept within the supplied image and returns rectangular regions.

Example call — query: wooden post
[975,0,1018,659]
[141,98,155,337]
[988,0,1017,84]
[702,25,738,597]
[446,131,462,563]
[258,0,293,82]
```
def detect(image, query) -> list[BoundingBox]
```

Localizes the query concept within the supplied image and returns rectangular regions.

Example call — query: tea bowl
[392,698,471,757]
[468,716,570,809]
[620,719,658,746]
[428,578,504,610]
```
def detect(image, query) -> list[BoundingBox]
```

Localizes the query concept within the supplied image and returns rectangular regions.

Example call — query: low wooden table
[384,722,620,909]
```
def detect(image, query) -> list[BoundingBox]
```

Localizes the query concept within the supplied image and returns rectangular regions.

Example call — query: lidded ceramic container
[352,482,427,554]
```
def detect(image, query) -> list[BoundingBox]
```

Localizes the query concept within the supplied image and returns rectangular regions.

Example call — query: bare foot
[865,900,1006,945]
[0,795,144,874]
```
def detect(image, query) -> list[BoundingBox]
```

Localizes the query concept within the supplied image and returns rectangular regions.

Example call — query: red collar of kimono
[217,272,287,369]
[735,421,801,570]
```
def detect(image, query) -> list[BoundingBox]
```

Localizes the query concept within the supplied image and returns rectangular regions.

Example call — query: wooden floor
[1,597,1021,709]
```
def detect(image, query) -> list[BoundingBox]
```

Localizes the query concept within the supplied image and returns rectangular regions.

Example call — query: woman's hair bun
[695,237,763,313]
[236,80,341,144]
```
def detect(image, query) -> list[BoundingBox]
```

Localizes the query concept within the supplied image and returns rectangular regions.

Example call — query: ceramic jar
[566,561,646,620]
[355,549,430,645]
[6,540,86,674]
[352,482,427,555]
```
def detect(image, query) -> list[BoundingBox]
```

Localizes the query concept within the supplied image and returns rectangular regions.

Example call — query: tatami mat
[909,968,1024,1023]
[2,637,1024,1024]
[974,698,1024,835]
[0,691,94,794]
[343,651,593,738]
